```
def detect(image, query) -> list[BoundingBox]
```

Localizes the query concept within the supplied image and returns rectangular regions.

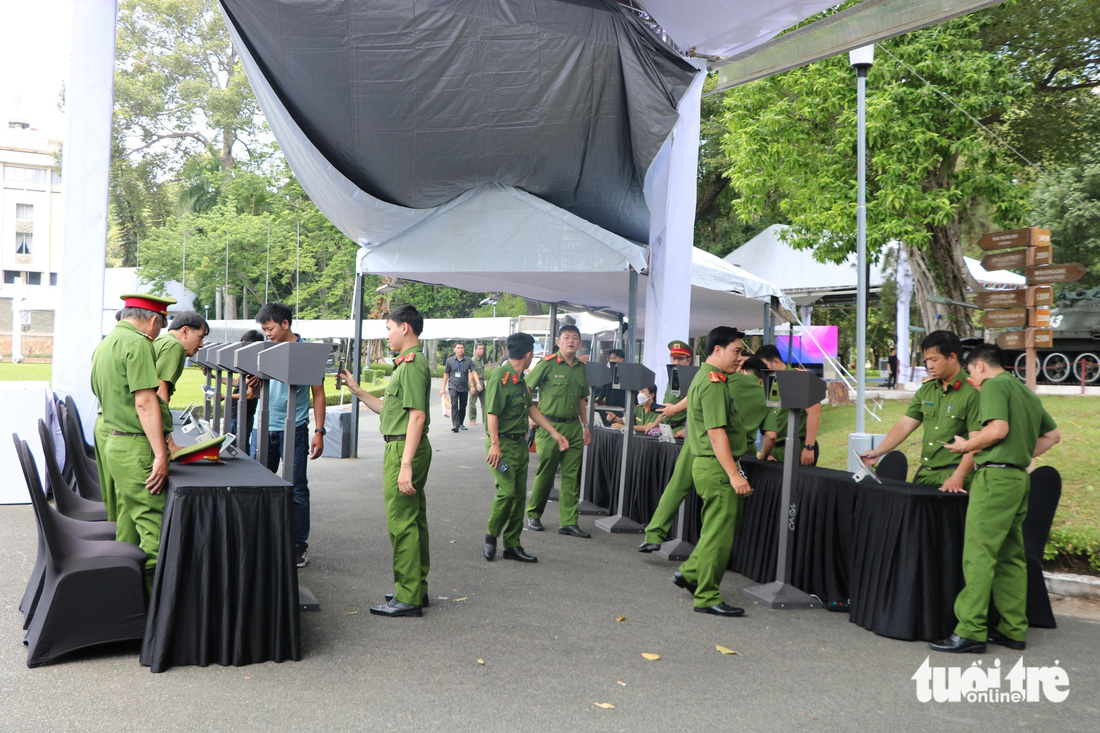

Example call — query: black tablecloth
[140,456,300,672]
[587,438,977,641]
[585,427,685,524]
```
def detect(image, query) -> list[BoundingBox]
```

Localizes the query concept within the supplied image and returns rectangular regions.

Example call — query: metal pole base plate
[656,538,694,561]
[743,580,821,609]
[299,584,320,612]
[594,514,644,533]
[578,500,608,516]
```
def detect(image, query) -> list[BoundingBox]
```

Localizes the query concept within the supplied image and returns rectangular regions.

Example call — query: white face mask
[637,393,649,405]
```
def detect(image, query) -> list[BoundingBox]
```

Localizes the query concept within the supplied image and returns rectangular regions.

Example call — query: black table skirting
[584,437,984,642]
[140,456,300,672]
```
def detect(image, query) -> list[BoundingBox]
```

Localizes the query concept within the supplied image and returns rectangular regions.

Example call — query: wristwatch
[315,428,327,435]
[803,442,817,450]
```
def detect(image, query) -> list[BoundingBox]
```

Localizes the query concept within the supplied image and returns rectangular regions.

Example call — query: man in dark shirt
[442,343,471,432]
[887,347,899,389]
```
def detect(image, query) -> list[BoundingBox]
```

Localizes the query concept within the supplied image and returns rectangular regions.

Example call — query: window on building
[51,169,62,184]
[27,271,41,286]
[16,204,33,220]
[50,272,58,286]
[3,270,19,284]
[16,232,32,255]
[4,166,48,184]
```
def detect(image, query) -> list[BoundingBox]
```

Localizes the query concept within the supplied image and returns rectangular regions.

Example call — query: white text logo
[912,657,1069,703]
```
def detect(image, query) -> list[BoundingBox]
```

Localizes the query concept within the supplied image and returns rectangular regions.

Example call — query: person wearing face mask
[610,384,663,432]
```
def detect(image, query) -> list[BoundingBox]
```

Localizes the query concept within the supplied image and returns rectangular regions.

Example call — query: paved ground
[3,391,1099,731]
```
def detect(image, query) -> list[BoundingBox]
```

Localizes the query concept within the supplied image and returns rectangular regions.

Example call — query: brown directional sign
[973,286,1053,309]
[980,245,1052,271]
[1025,263,1088,284]
[1030,307,1051,328]
[984,309,1028,328]
[977,227,1051,252]
[997,328,1054,350]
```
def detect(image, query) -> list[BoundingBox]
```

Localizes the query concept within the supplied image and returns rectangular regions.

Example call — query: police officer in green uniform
[340,305,433,617]
[91,293,175,594]
[637,342,696,551]
[730,357,770,448]
[670,326,751,617]
[931,343,1060,653]
[609,384,662,432]
[757,344,821,465]
[860,331,982,491]
[525,324,591,537]
[481,332,569,563]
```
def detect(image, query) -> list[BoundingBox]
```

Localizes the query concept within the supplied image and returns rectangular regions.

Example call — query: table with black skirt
[139,455,300,673]
[585,434,974,642]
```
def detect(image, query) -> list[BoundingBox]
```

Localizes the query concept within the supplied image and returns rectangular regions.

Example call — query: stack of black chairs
[13,400,147,668]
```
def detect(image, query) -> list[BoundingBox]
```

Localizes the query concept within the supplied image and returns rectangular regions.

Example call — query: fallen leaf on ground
[617,681,627,686]
[715,645,738,655]
[453,597,469,602]
[449,540,456,544]
[477,659,485,665]
[641,653,661,661]
[615,615,626,622]
[593,702,615,709]
[346,611,358,615]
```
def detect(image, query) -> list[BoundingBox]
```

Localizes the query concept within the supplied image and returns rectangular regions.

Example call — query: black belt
[383,434,407,443]
[979,463,1027,471]
[110,430,145,436]
[500,433,526,441]
[543,415,576,424]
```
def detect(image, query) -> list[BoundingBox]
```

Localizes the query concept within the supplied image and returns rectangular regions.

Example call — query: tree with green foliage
[722,7,1039,336]
[1032,145,1100,291]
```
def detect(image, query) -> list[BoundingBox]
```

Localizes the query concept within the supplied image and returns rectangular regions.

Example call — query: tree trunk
[907,219,981,338]
[224,292,237,321]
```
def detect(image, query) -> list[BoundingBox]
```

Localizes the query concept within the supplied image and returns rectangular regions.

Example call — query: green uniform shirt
[91,320,160,435]
[903,371,983,470]
[525,352,588,420]
[634,404,661,427]
[727,372,768,445]
[484,361,531,435]
[975,371,1057,467]
[152,334,187,397]
[662,386,687,430]
[469,357,491,388]
[378,345,432,436]
[762,377,808,442]
[686,363,748,459]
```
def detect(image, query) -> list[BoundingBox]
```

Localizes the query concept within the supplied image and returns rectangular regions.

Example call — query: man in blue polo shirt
[254,302,327,568]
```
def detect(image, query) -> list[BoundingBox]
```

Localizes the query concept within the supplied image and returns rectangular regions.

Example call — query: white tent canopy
[358,240,794,338]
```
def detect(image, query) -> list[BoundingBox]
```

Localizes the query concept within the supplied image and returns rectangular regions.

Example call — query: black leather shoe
[526,517,544,531]
[384,593,430,607]
[671,571,696,593]
[694,602,745,617]
[558,524,591,538]
[451,428,459,433]
[370,599,423,617]
[988,629,1026,650]
[929,633,986,653]
[483,534,497,561]
[637,541,661,553]
[502,546,538,563]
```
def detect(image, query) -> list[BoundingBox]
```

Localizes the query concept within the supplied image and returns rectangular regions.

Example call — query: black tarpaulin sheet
[218,0,697,243]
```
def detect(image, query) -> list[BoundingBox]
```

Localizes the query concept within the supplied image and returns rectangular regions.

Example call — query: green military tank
[1005,287,1100,385]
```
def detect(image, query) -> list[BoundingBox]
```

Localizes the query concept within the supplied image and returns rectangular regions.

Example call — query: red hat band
[124,297,168,315]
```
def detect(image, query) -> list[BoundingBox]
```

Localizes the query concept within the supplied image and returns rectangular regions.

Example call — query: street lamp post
[848,44,874,469]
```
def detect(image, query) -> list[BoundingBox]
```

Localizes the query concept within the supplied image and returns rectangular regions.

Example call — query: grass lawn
[818,395,1100,542]
[0,362,52,382]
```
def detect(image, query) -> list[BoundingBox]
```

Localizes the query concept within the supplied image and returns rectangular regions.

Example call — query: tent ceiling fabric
[635,0,840,59]
[219,0,698,244]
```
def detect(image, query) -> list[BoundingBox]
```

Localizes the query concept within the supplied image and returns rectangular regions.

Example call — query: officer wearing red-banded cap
[91,292,176,593]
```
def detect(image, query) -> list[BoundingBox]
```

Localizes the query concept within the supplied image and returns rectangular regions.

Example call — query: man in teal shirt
[932,343,1060,653]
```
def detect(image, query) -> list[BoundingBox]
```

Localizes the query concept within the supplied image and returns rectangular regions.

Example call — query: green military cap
[119,293,177,316]
[668,340,693,358]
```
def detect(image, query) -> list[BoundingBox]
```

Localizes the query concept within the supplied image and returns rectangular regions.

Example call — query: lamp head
[849,44,875,70]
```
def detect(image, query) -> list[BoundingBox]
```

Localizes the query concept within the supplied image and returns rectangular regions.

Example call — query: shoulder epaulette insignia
[922,376,936,383]
[709,371,727,383]
[501,373,510,385]
[966,378,976,387]
[543,354,556,361]
[395,353,417,365]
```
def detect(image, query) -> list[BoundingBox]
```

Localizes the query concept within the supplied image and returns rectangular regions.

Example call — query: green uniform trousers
[383,438,432,606]
[486,437,531,549]
[913,465,973,491]
[954,466,1030,642]
[93,417,118,523]
[527,421,583,526]
[678,456,743,608]
[643,442,695,545]
[107,434,164,593]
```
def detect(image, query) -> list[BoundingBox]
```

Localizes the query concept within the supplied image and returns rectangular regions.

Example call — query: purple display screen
[776,326,838,363]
